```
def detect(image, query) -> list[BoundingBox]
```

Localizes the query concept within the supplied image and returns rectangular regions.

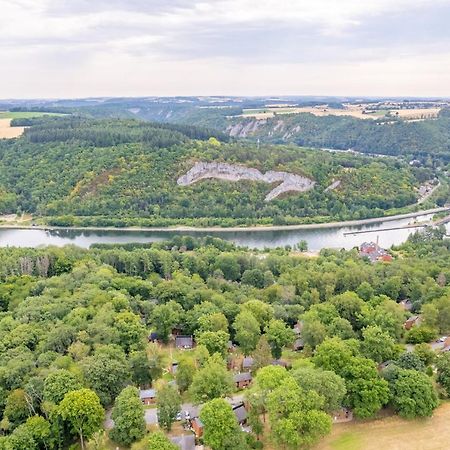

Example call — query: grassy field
[0,111,63,119]
[314,402,450,450]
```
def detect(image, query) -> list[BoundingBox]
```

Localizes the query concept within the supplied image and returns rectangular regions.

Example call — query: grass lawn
[0,111,64,119]
[314,402,450,450]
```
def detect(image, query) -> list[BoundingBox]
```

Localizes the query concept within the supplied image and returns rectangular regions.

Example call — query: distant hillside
[0,117,430,227]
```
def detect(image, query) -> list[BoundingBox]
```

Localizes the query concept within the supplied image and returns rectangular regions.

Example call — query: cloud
[1,0,450,97]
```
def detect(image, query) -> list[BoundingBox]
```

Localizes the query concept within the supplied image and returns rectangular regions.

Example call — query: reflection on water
[0,215,447,250]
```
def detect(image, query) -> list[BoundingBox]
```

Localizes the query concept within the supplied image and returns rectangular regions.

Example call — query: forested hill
[8,101,450,159]
[224,110,450,160]
[0,116,435,227]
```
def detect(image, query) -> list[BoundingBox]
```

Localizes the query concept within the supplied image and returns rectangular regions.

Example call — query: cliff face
[177,161,315,201]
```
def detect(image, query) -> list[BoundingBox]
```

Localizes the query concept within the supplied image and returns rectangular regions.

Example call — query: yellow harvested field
[241,105,442,121]
[0,118,24,138]
[314,402,450,450]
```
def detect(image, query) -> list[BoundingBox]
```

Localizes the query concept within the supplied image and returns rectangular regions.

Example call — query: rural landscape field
[1,1,450,450]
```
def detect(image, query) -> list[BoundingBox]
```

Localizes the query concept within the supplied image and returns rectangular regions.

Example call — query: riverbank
[1,207,448,233]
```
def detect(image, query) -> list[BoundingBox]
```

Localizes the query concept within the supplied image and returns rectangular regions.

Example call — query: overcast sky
[2,0,450,98]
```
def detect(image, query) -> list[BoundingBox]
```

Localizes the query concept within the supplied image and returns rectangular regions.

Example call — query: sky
[1,0,450,98]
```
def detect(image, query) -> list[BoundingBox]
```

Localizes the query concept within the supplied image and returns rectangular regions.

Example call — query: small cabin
[139,388,156,405]
[234,372,252,389]
[176,335,194,349]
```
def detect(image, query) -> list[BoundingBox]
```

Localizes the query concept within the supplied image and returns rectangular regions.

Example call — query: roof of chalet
[242,357,254,368]
[170,434,196,450]
[233,372,252,383]
[232,403,248,424]
[139,389,156,399]
[175,335,194,348]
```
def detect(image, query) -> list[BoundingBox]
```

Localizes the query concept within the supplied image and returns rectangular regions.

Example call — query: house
[404,315,422,330]
[271,359,290,368]
[232,403,248,425]
[399,299,413,311]
[139,388,156,405]
[293,338,305,351]
[242,356,254,371]
[175,335,194,349]
[378,360,393,371]
[293,321,304,335]
[228,340,236,353]
[171,325,183,336]
[170,434,196,450]
[234,372,252,389]
[148,332,159,343]
[190,417,204,438]
[359,241,393,263]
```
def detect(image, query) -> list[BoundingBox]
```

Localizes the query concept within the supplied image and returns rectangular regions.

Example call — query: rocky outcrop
[177,161,315,201]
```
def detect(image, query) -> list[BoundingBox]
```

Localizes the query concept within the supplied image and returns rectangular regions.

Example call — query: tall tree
[251,335,273,371]
[58,389,104,450]
[156,384,181,431]
[233,311,260,355]
[189,356,234,402]
[264,319,295,359]
[200,398,246,450]
[110,386,146,446]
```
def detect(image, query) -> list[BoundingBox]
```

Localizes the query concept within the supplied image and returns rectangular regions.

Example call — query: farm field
[0,118,24,138]
[314,402,450,450]
[240,105,442,120]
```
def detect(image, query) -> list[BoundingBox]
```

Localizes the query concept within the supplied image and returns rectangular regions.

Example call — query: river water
[0,214,447,250]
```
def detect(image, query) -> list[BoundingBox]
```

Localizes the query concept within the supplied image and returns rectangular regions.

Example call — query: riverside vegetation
[0,116,442,228]
[0,227,448,449]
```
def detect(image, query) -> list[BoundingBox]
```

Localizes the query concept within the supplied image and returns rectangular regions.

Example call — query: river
[0,213,448,250]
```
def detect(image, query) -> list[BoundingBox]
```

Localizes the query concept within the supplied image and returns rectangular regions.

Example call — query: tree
[196,331,230,358]
[396,352,425,371]
[342,357,390,418]
[129,350,153,386]
[389,369,438,418]
[43,369,82,404]
[436,353,450,396]
[405,326,437,344]
[241,269,265,288]
[266,377,332,449]
[313,337,354,374]
[113,311,146,353]
[233,311,260,355]
[292,366,346,412]
[214,254,241,281]
[151,301,183,344]
[200,398,244,450]
[241,300,274,329]
[58,389,104,450]
[251,335,273,371]
[110,386,145,446]
[175,357,196,392]
[331,291,368,331]
[146,431,178,450]
[189,356,234,402]
[414,343,435,366]
[157,384,181,431]
[302,319,327,349]
[264,319,295,359]
[4,389,29,428]
[361,326,396,364]
[198,312,229,333]
[81,347,130,405]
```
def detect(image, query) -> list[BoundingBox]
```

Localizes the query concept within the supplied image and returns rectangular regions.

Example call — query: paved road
[105,393,246,428]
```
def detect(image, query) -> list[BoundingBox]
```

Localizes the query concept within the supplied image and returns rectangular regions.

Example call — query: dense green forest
[0,116,429,227]
[0,228,448,448]
[223,110,450,160]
